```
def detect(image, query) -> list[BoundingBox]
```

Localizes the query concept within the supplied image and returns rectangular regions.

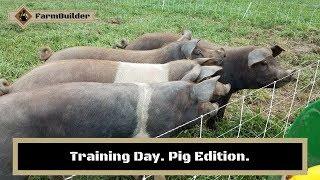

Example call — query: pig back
[125,33,180,50]
[0,83,140,177]
[0,83,140,139]
[46,46,162,63]
[11,60,119,93]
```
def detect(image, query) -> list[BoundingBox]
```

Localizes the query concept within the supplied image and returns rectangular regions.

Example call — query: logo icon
[9,6,95,29]
[14,6,32,28]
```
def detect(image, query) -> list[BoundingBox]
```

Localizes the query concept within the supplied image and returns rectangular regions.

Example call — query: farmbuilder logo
[9,5,95,28]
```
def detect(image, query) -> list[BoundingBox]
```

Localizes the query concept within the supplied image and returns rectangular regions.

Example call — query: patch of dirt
[107,18,123,25]
[291,42,320,55]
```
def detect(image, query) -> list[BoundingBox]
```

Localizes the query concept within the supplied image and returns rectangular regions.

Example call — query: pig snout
[200,102,220,116]
[275,69,297,88]
[214,82,231,96]
[286,69,297,81]
[208,103,220,116]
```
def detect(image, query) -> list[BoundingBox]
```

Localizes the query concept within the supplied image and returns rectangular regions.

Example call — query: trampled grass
[0,0,319,180]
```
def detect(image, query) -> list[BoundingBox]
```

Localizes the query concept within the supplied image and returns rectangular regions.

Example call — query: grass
[0,0,319,180]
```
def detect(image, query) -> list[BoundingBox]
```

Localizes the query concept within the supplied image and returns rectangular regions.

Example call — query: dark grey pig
[3,59,223,94]
[40,39,225,65]
[114,32,296,128]
[0,78,230,179]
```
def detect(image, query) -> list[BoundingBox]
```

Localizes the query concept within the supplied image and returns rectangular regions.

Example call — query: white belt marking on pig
[134,83,152,138]
[114,62,169,83]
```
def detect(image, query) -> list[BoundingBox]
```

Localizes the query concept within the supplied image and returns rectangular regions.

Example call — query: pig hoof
[0,79,10,96]
[39,47,53,61]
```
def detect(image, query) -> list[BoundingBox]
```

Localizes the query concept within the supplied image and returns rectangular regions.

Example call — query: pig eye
[260,61,268,66]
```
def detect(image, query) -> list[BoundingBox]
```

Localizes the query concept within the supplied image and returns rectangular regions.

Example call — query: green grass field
[0,0,319,180]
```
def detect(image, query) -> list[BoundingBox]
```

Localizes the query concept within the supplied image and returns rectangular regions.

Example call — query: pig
[0,78,231,179]
[2,58,223,95]
[118,32,180,50]
[40,37,226,66]
[114,32,296,128]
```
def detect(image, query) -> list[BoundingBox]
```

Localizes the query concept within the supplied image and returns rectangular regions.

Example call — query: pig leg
[181,65,201,82]
[207,93,232,129]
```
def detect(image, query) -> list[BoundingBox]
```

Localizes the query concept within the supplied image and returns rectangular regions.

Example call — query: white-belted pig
[2,59,223,94]
[0,78,230,179]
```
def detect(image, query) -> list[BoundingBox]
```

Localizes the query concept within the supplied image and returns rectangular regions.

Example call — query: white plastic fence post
[192,115,204,180]
[242,2,252,18]
[162,0,165,10]
[263,81,276,138]
[237,96,246,138]
[307,60,320,106]
[283,70,301,137]
[199,115,204,138]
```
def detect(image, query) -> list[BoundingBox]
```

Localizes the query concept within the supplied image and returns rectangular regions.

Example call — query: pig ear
[214,47,226,58]
[248,48,272,67]
[192,76,220,102]
[181,39,200,59]
[270,45,285,57]
[197,66,223,82]
[194,57,212,64]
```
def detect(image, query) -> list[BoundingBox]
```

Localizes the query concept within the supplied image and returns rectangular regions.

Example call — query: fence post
[283,70,301,137]
[242,1,252,18]
[237,96,246,138]
[162,0,165,10]
[307,60,320,106]
[263,81,276,138]
[199,115,204,138]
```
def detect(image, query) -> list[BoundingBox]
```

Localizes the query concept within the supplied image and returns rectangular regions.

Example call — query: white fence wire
[146,60,319,180]
[64,59,319,180]
[63,0,319,179]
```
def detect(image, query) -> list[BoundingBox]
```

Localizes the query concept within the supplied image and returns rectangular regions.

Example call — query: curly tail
[0,79,10,96]
[112,39,129,49]
[39,47,53,61]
